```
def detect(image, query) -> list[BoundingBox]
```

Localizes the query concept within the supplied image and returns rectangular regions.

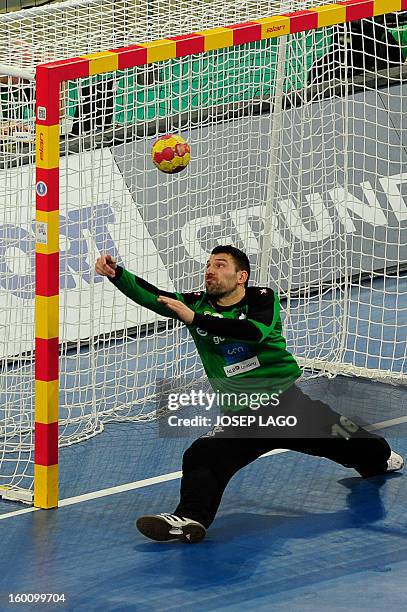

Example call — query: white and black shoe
[357,450,404,478]
[385,450,404,473]
[136,513,206,543]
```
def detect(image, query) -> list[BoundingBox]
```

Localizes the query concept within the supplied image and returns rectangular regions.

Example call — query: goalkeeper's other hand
[95,254,117,278]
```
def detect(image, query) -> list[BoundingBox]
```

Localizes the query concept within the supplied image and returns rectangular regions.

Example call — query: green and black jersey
[109,266,302,411]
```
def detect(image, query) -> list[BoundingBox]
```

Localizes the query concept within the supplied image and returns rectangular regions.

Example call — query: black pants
[174,384,391,528]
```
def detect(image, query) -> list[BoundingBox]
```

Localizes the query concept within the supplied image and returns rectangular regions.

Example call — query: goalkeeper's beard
[205,280,237,299]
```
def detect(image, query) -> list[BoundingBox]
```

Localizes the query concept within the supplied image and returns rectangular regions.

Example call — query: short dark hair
[210,245,250,287]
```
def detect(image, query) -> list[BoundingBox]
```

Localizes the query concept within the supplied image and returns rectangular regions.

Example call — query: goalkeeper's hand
[95,254,117,278]
[157,296,195,325]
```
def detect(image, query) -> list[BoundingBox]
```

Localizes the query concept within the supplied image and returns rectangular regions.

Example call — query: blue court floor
[0,376,406,611]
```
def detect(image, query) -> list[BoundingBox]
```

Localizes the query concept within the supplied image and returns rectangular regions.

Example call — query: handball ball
[151,134,190,174]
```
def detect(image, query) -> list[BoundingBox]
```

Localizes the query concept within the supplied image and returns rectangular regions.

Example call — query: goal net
[0,0,406,504]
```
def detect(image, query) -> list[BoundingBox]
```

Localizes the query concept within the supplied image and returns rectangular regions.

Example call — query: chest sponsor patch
[219,342,254,365]
[224,356,260,377]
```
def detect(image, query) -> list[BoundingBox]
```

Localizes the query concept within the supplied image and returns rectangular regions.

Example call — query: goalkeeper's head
[205,245,250,298]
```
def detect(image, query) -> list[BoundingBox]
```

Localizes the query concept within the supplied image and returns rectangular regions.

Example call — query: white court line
[59,470,183,507]
[0,415,405,521]
[365,416,407,431]
[0,506,39,520]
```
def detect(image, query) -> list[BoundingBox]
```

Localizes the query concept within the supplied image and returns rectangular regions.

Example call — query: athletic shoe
[357,450,404,478]
[386,450,404,473]
[136,513,206,543]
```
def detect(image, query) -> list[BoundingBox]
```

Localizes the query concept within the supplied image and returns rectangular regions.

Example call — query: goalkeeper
[95,245,403,543]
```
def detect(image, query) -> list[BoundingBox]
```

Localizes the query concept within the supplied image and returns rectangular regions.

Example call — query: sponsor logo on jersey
[219,342,254,365]
[204,310,223,318]
[224,356,260,377]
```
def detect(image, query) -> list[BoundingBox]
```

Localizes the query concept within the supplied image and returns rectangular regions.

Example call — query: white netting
[0,0,343,73]
[0,1,406,501]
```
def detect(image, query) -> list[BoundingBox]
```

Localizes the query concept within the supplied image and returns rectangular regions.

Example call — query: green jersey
[109,267,302,411]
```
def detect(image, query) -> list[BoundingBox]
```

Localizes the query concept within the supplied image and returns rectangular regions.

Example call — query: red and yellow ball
[151,134,191,174]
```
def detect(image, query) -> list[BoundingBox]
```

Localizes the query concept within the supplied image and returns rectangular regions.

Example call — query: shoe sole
[387,461,404,473]
[136,516,206,543]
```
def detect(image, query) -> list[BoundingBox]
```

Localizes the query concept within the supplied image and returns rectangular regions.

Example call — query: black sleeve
[192,313,262,341]
[192,288,280,343]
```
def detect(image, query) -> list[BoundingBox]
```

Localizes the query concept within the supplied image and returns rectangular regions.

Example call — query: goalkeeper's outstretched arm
[95,254,281,334]
[95,254,185,320]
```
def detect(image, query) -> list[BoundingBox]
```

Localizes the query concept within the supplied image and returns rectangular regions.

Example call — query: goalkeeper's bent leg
[174,434,272,528]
